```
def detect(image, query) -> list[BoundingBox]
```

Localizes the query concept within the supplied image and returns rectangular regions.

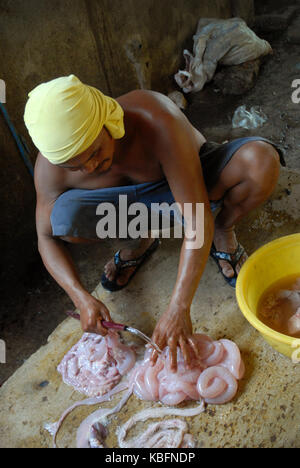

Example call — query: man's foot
[102,238,159,291]
[212,227,248,285]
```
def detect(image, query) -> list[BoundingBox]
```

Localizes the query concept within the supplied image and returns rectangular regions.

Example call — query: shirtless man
[24,75,283,371]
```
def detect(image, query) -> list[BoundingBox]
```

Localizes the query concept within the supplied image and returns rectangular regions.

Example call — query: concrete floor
[1,7,300,448]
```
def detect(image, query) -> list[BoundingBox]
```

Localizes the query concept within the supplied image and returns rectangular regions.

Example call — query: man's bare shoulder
[34,153,66,200]
[118,90,184,122]
[120,90,204,149]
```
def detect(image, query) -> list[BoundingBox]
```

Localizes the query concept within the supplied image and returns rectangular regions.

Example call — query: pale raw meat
[277,290,300,309]
[287,308,300,336]
[128,334,244,406]
[197,366,238,404]
[117,403,205,448]
[49,332,245,448]
[85,423,108,448]
[218,339,245,379]
[57,331,136,397]
[201,341,224,367]
[260,282,300,337]
[46,380,130,448]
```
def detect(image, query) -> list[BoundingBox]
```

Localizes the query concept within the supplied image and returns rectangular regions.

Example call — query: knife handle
[65,311,126,331]
[101,321,126,331]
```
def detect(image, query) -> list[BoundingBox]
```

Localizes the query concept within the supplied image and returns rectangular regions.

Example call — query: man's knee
[239,141,281,199]
[51,190,97,241]
[59,235,80,244]
[59,235,98,244]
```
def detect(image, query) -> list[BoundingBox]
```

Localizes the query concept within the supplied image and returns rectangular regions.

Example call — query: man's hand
[78,294,112,336]
[150,304,198,372]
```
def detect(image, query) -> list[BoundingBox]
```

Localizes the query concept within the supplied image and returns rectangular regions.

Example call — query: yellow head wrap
[24,75,125,165]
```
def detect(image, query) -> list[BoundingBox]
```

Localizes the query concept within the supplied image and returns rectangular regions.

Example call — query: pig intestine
[49,331,245,448]
[57,332,136,397]
[129,335,244,406]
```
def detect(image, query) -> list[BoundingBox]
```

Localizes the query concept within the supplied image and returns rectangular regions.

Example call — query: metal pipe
[0,102,34,178]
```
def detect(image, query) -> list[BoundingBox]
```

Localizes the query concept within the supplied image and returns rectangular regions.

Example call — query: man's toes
[104,262,117,281]
[220,261,234,279]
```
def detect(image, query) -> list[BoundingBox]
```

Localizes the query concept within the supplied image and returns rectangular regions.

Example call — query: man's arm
[147,103,215,370]
[34,156,111,335]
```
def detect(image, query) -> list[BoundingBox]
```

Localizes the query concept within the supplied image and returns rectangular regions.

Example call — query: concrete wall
[0,0,254,295]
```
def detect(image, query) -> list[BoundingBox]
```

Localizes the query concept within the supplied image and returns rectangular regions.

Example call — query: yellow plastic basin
[236,233,300,359]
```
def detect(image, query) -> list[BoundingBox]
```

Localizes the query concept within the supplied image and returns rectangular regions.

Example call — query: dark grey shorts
[50,136,285,239]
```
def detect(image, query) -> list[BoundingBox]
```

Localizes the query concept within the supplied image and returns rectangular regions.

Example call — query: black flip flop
[101,239,160,292]
[210,242,246,288]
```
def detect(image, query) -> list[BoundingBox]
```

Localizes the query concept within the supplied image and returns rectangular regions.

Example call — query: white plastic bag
[175,18,272,93]
[232,105,268,129]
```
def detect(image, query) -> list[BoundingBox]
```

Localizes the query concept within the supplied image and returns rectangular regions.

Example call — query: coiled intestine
[57,332,136,397]
[129,334,244,406]
[48,331,245,448]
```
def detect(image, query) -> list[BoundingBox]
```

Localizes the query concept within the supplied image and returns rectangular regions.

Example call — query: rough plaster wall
[254,0,299,15]
[0,0,254,293]
[84,0,234,95]
[0,115,35,294]
[231,0,255,24]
